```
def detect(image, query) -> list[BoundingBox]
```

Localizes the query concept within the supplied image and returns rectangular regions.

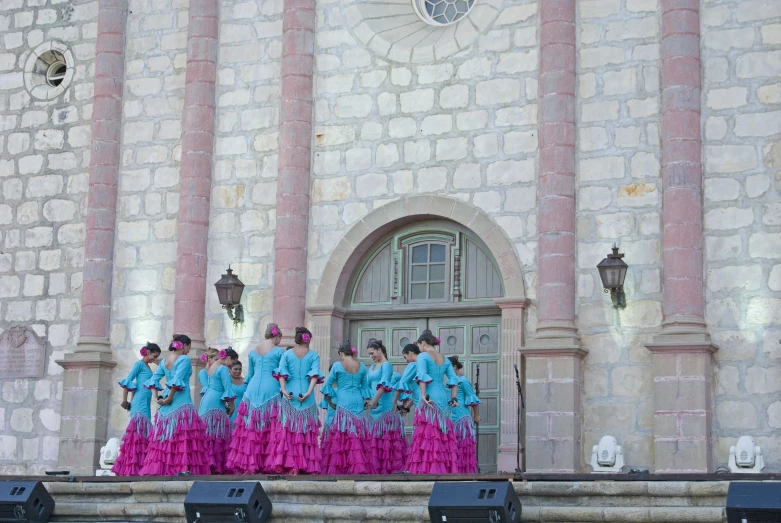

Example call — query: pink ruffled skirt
[405,403,458,474]
[369,411,407,474]
[111,413,151,476]
[139,404,211,476]
[263,402,321,475]
[453,416,478,474]
[321,409,372,475]
[226,398,281,474]
[201,408,232,474]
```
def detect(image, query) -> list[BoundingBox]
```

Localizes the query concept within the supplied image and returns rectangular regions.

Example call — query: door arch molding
[310,195,526,310]
[307,195,529,472]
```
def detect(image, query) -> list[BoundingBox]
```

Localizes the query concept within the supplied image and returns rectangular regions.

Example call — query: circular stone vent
[414,0,476,26]
[24,42,74,100]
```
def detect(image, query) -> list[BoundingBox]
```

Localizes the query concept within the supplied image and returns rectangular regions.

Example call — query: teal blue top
[367,361,395,419]
[450,375,480,421]
[243,347,285,409]
[144,354,196,413]
[118,360,154,419]
[322,362,372,417]
[274,349,324,411]
[199,365,237,415]
[414,352,458,410]
[230,381,248,421]
[397,361,421,405]
[197,369,209,397]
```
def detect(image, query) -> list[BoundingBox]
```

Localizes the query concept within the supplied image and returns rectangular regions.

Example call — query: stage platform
[5,473,780,522]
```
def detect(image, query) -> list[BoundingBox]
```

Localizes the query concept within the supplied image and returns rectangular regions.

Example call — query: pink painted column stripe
[660,0,706,333]
[173,0,219,342]
[272,0,316,335]
[80,0,127,341]
[536,0,577,337]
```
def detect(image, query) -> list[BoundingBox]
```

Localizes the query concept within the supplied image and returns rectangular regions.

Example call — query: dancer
[319,363,336,449]
[321,341,372,475]
[197,350,217,398]
[226,323,285,474]
[139,334,210,476]
[266,327,324,475]
[366,339,407,474]
[448,356,481,474]
[111,343,161,476]
[394,343,421,413]
[229,360,247,424]
[198,347,238,474]
[405,329,459,474]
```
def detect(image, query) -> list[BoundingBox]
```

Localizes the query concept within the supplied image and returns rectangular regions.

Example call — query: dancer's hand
[121,400,130,410]
[448,398,458,408]
[474,413,481,424]
[281,390,293,400]
[157,396,172,406]
[369,400,378,410]
[298,392,309,403]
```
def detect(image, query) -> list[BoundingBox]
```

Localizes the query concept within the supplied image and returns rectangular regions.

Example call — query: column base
[520,338,587,473]
[56,342,116,476]
[646,334,717,474]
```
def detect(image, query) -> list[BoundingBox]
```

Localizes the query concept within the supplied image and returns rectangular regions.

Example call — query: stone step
[44,479,732,523]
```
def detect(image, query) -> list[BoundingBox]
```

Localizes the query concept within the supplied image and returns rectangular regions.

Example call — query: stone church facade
[0,0,779,474]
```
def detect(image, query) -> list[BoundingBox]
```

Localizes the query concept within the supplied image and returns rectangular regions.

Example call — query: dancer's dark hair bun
[417,329,438,346]
[367,338,388,359]
[337,339,353,357]
[294,327,313,345]
[402,343,420,355]
[448,355,463,370]
[224,347,239,360]
[144,342,161,354]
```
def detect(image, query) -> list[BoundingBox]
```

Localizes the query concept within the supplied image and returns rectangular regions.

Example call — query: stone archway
[307,195,528,472]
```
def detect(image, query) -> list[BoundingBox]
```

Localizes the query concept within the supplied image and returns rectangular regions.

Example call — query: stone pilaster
[173,0,220,355]
[647,0,717,473]
[496,298,528,472]
[272,0,316,345]
[56,0,127,472]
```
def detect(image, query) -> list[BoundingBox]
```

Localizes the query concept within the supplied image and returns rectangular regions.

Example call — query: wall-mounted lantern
[214,266,244,324]
[597,244,627,309]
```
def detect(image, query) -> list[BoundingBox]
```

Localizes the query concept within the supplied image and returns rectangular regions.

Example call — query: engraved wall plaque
[0,326,46,379]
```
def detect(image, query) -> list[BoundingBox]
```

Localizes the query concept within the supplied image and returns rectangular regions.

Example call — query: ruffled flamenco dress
[138,355,211,476]
[404,352,459,474]
[198,365,237,474]
[367,362,407,474]
[230,380,247,425]
[226,346,285,474]
[320,362,373,475]
[264,349,324,474]
[111,360,154,476]
[451,375,481,474]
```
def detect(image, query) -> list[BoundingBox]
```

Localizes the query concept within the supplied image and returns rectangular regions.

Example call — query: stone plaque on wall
[0,326,46,378]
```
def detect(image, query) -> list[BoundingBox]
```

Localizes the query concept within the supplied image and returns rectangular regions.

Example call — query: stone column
[56,0,124,474]
[173,0,219,355]
[272,0,315,345]
[521,0,586,472]
[495,298,528,473]
[647,0,716,473]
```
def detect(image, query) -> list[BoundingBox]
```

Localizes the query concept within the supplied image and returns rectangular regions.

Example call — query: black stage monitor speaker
[184,481,272,523]
[726,481,781,523]
[428,481,521,523]
[0,481,54,522]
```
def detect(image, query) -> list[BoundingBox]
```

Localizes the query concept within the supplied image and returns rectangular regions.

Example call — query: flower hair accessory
[271,327,280,337]
[218,349,227,359]
[140,347,148,357]
[301,333,311,343]
[435,336,441,345]
[351,347,357,357]
[171,340,184,350]
[200,353,208,362]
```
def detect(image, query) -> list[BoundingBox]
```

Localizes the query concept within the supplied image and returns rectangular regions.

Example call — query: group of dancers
[110,324,481,477]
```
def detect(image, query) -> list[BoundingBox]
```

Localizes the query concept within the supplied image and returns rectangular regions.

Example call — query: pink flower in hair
[351,347,357,357]
[171,340,184,350]
[218,349,227,359]
[200,353,208,362]
[435,336,441,345]
[140,347,148,357]
[271,327,280,337]
[301,333,311,343]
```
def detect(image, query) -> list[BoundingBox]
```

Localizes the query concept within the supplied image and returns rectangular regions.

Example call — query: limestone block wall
[575,0,662,471]
[107,0,190,436]
[701,0,781,471]
[0,0,97,472]
[305,0,541,325]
